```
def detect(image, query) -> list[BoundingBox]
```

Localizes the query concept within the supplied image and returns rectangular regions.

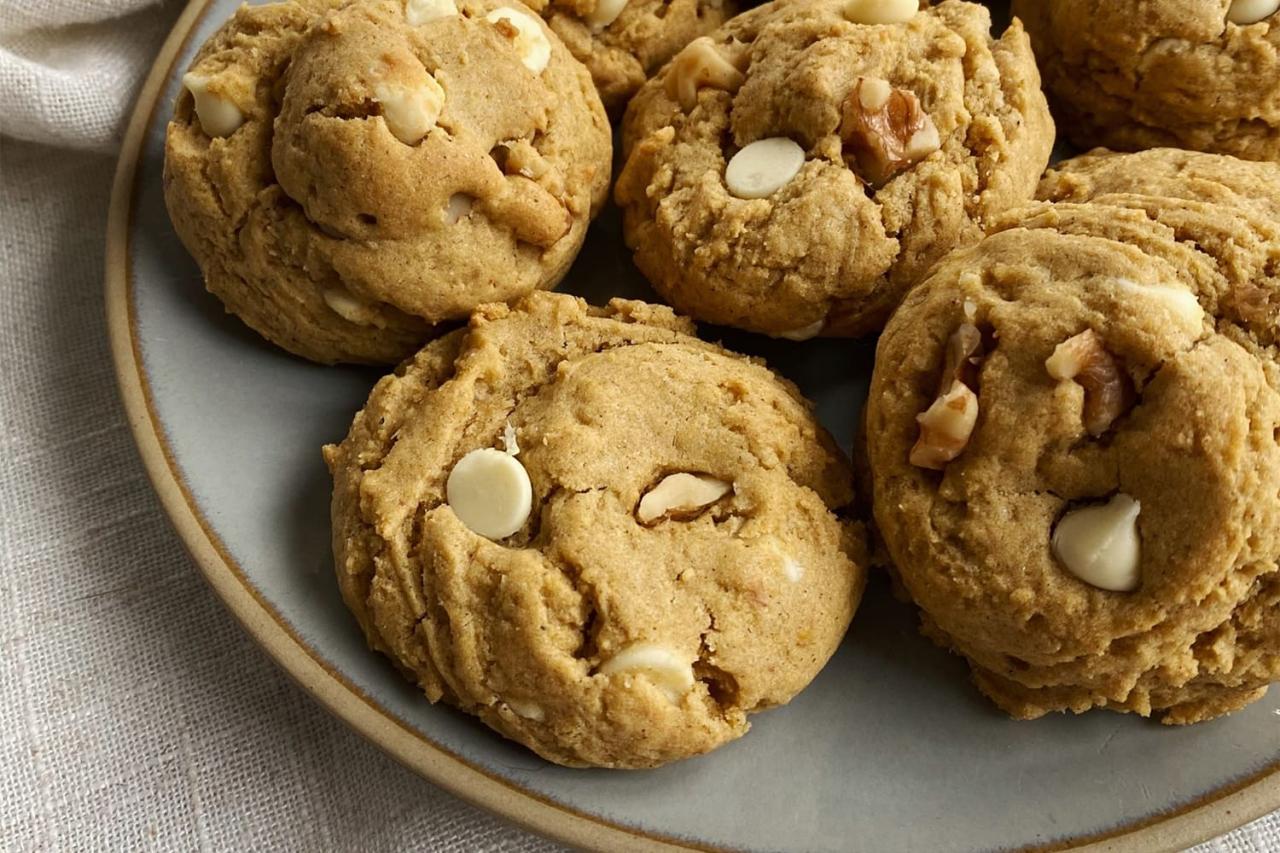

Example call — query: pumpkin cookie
[615,0,1053,339]
[1013,0,1280,161]
[865,149,1280,724]
[164,0,610,364]
[324,292,866,767]
[530,0,737,113]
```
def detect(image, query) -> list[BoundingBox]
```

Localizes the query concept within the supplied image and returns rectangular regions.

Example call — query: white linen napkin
[0,0,173,149]
[0,0,557,847]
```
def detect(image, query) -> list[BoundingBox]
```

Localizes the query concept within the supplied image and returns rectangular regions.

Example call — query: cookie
[614,0,1053,340]
[324,292,866,767]
[1013,0,1280,161]
[164,0,611,365]
[529,0,737,113]
[865,148,1280,724]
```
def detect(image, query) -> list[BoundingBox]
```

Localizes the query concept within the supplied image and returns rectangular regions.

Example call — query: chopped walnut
[910,319,984,470]
[1045,329,1135,437]
[910,380,979,470]
[941,319,983,390]
[636,473,732,524]
[665,37,749,111]
[840,77,940,187]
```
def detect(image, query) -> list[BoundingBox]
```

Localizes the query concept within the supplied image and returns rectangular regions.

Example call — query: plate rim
[104,0,1280,849]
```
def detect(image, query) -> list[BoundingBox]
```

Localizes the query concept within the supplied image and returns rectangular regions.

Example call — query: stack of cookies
[868,149,1280,724]
[164,0,1280,768]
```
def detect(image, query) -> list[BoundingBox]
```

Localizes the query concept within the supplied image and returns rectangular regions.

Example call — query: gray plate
[106,0,1280,849]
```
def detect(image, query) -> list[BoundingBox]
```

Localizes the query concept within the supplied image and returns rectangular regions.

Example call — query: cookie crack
[202,154,233,222]
[541,545,604,665]
[524,482,611,548]
[693,615,741,717]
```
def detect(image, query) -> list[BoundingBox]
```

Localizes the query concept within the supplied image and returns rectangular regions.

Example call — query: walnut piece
[941,317,982,389]
[637,473,731,524]
[840,77,940,187]
[910,380,979,470]
[665,37,748,111]
[1045,329,1134,437]
[910,319,984,470]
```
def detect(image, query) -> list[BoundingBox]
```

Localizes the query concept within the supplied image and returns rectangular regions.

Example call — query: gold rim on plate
[103,0,1280,848]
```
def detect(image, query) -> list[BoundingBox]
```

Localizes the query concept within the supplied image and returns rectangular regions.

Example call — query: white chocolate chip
[637,473,732,524]
[322,286,379,325]
[183,72,244,138]
[843,0,918,25]
[584,0,628,30]
[765,541,804,581]
[445,193,473,224]
[725,137,805,200]
[446,448,533,539]
[598,644,694,703]
[1228,0,1279,24]
[373,75,445,146]
[504,699,545,721]
[779,553,804,582]
[775,319,825,341]
[486,8,552,75]
[1112,279,1204,327]
[405,0,457,24]
[1051,494,1142,592]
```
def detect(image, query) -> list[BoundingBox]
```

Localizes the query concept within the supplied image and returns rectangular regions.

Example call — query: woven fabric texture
[0,0,1275,849]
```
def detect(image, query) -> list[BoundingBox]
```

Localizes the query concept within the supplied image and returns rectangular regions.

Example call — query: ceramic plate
[106,1,1280,849]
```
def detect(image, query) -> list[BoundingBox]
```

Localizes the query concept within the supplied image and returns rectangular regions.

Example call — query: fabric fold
[0,0,174,152]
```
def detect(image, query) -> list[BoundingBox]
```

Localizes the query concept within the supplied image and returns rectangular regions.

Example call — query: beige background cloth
[0,0,1274,848]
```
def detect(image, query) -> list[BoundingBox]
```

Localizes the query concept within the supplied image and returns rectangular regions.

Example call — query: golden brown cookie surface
[164,0,611,364]
[866,149,1280,725]
[529,0,736,113]
[324,292,866,767]
[615,0,1053,340]
[1014,0,1280,161]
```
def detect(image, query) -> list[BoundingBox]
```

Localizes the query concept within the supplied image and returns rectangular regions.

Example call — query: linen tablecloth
[0,0,1275,848]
